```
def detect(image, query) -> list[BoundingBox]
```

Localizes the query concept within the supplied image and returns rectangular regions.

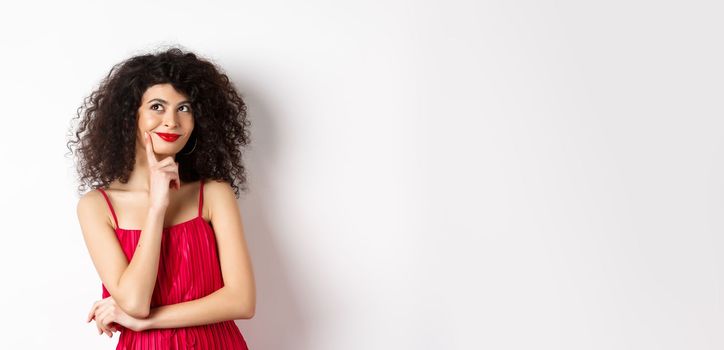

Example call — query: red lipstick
[155,132,181,142]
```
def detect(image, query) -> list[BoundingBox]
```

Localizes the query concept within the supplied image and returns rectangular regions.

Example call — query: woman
[67,47,255,349]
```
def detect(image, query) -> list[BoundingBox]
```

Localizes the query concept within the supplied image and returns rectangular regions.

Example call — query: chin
[155,147,182,156]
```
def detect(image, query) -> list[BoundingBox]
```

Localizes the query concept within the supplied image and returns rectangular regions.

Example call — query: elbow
[229,288,255,319]
[127,307,150,319]
[239,306,255,319]
[119,299,150,319]
[235,299,255,319]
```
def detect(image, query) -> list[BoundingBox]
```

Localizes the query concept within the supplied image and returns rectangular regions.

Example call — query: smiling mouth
[155,132,181,142]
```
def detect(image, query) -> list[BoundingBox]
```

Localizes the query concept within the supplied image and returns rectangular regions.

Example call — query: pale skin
[76,83,256,337]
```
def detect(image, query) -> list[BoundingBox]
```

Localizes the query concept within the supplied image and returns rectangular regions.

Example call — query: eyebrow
[147,98,191,106]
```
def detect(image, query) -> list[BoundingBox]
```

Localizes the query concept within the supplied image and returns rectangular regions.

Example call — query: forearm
[143,286,249,329]
[116,206,166,315]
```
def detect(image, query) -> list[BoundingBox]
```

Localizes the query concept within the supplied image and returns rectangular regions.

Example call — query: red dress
[96,180,249,349]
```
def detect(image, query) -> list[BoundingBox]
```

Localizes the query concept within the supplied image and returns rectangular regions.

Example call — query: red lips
[155,132,181,142]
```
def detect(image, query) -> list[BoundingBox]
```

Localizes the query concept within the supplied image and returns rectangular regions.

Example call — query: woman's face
[136,83,194,158]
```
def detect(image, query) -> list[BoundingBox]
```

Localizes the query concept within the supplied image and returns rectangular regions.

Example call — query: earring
[180,136,197,155]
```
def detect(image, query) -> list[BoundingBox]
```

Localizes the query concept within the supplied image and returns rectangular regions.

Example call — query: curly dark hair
[66,46,251,198]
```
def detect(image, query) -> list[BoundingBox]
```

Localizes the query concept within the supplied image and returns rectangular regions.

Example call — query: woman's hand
[87,296,150,335]
[144,131,180,210]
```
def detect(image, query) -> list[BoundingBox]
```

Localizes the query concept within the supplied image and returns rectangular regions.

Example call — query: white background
[0,0,722,349]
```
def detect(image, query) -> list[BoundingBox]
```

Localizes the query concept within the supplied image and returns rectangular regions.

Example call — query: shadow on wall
[231,76,311,349]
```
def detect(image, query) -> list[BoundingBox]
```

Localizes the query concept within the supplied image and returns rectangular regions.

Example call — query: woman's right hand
[144,131,180,210]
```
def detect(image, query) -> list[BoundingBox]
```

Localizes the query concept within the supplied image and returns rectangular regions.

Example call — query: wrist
[148,205,167,216]
[139,314,154,331]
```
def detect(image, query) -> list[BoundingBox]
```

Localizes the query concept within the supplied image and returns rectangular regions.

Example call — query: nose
[163,110,179,128]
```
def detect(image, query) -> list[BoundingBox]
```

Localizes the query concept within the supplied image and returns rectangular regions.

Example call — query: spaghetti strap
[97,188,119,230]
[198,179,205,218]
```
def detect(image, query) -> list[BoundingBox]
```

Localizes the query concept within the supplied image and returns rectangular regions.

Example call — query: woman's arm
[142,285,252,329]
[141,180,256,329]
[77,191,167,318]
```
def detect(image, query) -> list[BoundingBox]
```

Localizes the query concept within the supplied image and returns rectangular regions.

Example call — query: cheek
[137,113,158,130]
[183,118,194,134]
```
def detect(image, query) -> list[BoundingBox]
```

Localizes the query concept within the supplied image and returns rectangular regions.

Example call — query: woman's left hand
[87,296,150,334]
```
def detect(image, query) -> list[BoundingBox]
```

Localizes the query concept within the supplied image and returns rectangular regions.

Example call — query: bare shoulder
[203,179,235,195]
[77,189,103,217]
[76,189,112,230]
[203,179,239,221]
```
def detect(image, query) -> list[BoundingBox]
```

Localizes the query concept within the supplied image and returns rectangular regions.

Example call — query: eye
[150,103,164,111]
[179,105,191,112]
